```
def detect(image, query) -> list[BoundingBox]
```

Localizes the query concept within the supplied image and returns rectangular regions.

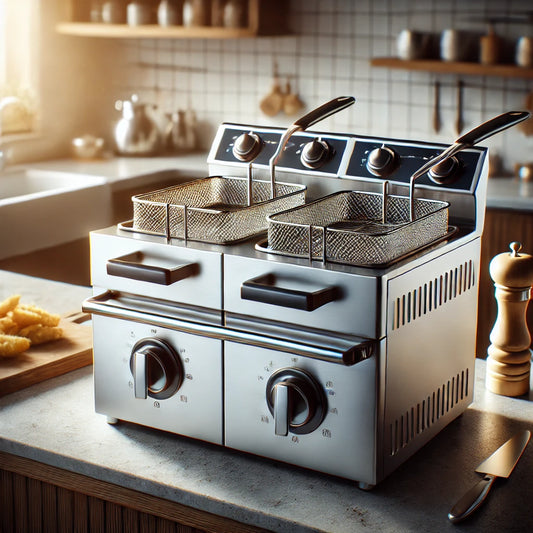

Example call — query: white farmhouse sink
[0,168,112,260]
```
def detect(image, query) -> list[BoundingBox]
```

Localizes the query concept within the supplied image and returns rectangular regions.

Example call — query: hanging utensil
[519,91,533,136]
[409,110,531,221]
[432,80,441,133]
[268,96,356,198]
[283,77,305,116]
[259,61,284,117]
[455,79,464,135]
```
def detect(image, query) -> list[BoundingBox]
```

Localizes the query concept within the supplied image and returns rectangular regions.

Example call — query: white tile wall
[112,0,533,172]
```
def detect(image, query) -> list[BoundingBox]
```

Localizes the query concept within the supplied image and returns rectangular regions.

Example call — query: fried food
[0,294,20,317]
[10,304,60,327]
[0,316,19,335]
[18,324,64,345]
[0,334,31,358]
[0,296,64,357]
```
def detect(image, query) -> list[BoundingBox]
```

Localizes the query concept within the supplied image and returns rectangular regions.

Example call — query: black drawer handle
[107,252,199,285]
[241,273,340,311]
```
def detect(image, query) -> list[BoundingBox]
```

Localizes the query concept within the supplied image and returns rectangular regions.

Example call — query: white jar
[127,1,152,26]
[183,0,209,27]
[158,0,182,26]
[516,37,533,68]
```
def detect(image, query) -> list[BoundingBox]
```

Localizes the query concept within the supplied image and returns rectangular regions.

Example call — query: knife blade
[448,430,530,523]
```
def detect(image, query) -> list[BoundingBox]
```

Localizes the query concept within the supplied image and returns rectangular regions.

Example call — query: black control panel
[212,125,488,194]
[213,126,349,176]
[347,139,486,192]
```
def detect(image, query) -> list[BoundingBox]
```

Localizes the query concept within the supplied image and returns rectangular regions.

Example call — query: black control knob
[428,156,460,184]
[300,138,330,169]
[232,132,262,162]
[130,338,183,400]
[266,368,326,436]
[366,146,397,177]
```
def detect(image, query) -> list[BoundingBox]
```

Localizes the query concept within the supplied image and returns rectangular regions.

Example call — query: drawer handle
[241,273,340,311]
[107,252,199,285]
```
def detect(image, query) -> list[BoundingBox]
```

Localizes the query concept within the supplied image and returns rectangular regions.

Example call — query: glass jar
[183,0,209,27]
[158,0,183,26]
[223,0,246,28]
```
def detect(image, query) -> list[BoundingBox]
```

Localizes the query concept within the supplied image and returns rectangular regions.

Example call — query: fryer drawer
[91,229,222,310]
[224,254,382,338]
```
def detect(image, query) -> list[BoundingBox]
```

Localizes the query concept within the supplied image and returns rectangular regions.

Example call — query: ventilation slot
[392,259,475,330]
[389,369,470,456]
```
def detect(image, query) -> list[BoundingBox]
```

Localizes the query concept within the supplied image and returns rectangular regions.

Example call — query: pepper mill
[486,242,533,396]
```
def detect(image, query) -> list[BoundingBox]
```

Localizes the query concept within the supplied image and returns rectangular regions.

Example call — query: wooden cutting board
[0,312,93,397]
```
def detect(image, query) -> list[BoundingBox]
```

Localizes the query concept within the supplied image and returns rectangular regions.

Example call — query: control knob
[130,338,183,400]
[232,132,262,162]
[300,138,330,169]
[266,368,327,436]
[366,146,397,177]
[428,156,460,184]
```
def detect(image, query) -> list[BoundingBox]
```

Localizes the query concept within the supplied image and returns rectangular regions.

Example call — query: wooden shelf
[57,0,288,39]
[56,22,257,39]
[371,57,533,80]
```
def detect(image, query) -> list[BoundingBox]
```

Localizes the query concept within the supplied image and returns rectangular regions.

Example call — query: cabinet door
[478,209,533,356]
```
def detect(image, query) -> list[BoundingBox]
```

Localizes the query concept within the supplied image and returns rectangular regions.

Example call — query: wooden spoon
[260,77,284,117]
[520,91,533,136]
[283,78,305,116]
[432,80,441,133]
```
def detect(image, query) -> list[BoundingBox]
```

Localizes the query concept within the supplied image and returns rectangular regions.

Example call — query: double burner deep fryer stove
[84,118,491,489]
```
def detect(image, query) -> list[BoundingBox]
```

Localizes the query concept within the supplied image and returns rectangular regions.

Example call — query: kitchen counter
[486,177,533,212]
[23,153,209,191]
[1,271,533,532]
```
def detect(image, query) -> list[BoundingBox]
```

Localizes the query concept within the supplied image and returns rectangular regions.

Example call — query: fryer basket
[266,190,450,266]
[132,176,306,244]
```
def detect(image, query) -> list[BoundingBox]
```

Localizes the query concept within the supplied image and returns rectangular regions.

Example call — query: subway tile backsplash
[113,0,533,172]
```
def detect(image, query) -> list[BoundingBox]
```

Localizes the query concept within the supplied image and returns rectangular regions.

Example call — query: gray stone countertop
[1,271,533,532]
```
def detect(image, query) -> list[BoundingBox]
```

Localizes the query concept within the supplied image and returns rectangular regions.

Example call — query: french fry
[0,334,31,358]
[0,296,64,357]
[11,304,60,328]
[18,324,64,345]
[0,294,20,317]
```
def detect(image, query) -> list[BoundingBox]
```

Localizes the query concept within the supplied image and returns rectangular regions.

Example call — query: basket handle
[241,273,340,311]
[107,252,199,285]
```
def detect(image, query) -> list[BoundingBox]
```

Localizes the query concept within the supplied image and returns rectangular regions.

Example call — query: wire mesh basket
[266,190,450,266]
[132,176,306,244]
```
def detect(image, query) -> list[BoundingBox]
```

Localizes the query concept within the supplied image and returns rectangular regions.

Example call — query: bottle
[211,0,224,27]
[158,0,182,27]
[102,1,126,23]
[223,0,246,28]
[183,0,209,27]
[127,1,152,25]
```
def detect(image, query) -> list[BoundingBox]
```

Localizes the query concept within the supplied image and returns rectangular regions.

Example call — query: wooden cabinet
[57,0,288,39]
[371,57,533,80]
[0,451,267,533]
[477,208,533,357]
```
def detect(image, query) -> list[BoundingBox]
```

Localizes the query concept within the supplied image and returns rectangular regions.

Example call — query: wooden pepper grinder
[486,242,533,396]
